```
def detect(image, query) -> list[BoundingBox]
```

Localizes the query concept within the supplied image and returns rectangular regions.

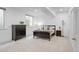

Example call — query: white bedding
[36,29,54,35]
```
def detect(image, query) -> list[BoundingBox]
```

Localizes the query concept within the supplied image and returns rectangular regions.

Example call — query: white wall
[53,13,71,37]
[5,7,27,27]
[0,7,28,44]
[0,28,11,44]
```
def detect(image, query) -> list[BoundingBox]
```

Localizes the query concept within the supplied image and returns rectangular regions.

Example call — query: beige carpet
[0,36,73,52]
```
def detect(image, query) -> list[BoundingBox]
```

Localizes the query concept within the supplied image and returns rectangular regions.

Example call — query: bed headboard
[48,25,56,30]
[42,25,56,31]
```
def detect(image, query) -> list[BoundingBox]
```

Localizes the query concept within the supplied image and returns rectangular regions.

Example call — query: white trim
[68,7,74,15]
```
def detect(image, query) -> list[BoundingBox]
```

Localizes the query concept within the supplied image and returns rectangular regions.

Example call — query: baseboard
[0,40,12,46]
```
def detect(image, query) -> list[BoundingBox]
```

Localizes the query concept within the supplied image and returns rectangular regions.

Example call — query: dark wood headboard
[42,25,56,34]
[43,25,56,30]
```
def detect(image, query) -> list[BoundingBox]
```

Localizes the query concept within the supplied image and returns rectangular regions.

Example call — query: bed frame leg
[49,37,50,41]
[49,39,50,41]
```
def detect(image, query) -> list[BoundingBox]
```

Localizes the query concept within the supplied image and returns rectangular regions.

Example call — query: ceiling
[18,7,72,15]
[7,7,73,17]
[48,7,72,15]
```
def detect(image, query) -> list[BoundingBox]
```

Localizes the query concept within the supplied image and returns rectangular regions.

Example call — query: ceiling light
[38,22,43,26]
[59,9,63,12]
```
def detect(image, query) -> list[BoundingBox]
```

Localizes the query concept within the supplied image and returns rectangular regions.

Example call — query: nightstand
[56,30,61,36]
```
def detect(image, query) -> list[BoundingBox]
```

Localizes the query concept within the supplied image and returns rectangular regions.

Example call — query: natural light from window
[0,8,5,29]
[26,15,33,26]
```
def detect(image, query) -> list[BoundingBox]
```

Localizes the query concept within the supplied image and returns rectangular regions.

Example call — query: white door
[73,8,79,52]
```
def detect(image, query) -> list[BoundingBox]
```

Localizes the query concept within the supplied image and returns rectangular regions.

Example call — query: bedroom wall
[0,7,28,44]
[52,13,71,37]
[5,7,28,27]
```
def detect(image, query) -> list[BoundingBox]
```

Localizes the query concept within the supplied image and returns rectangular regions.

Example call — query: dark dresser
[12,25,26,41]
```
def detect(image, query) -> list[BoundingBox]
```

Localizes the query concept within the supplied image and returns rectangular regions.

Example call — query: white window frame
[25,14,33,27]
[0,7,6,29]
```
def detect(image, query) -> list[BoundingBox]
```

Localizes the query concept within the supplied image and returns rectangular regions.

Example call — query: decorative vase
[20,21,24,24]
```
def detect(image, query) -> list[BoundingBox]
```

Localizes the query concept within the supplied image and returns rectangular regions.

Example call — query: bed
[33,25,56,41]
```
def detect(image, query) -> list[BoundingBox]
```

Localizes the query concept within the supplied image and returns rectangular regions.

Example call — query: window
[25,15,33,26]
[0,8,6,29]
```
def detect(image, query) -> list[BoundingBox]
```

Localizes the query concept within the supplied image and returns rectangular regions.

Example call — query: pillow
[41,25,44,30]
[43,25,48,30]
[49,27,54,30]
